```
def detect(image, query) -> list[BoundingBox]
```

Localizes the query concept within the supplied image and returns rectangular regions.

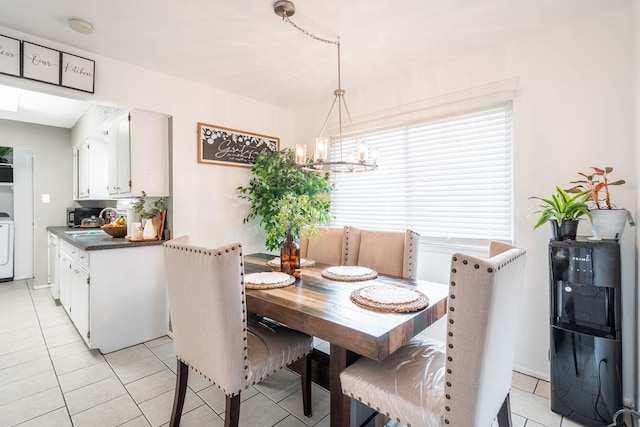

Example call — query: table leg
[330,343,358,427]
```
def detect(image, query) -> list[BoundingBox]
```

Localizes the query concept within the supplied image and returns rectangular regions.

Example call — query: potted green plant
[530,186,591,240]
[567,167,633,239]
[271,192,330,273]
[237,148,332,251]
[133,191,166,239]
[0,147,12,163]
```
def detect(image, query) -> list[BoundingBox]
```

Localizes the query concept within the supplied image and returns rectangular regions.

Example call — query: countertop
[48,226,165,251]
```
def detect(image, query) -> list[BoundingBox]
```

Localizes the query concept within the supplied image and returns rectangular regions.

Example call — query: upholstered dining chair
[344,227,420,279]
[163,236,313,427]
[340,241,526,427]
[299,226,347,266]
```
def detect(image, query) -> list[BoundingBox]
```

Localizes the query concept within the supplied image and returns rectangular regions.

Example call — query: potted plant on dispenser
[530,186,591,240]
[567,167,634,239]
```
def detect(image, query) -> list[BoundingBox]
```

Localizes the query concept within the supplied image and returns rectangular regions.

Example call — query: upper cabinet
[104,109,170,198]
[73,138,108,200]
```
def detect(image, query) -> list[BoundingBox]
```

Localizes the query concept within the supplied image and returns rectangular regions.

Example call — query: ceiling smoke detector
[68,18,94,35]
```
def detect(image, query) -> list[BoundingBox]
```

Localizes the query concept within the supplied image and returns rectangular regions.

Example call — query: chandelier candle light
[274,0,378,173]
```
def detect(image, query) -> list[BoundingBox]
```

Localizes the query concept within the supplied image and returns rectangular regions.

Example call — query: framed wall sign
[198,122,279,168]
[61,52,95,93]
[0,34,21,77]
[22,41,60,85]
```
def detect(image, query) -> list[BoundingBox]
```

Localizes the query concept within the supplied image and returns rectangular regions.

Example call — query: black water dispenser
[549,238,622,426]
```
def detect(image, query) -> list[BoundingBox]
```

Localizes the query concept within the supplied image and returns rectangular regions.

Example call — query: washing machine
[0,212,14,282]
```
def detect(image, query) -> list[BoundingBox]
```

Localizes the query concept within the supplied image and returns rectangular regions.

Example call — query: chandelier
[274,0,378,173]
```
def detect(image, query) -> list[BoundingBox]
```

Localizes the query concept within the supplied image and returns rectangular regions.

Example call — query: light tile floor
[0,279,586,427]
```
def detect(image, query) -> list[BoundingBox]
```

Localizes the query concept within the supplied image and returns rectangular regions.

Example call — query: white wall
[297,3,638,405]
[0,120,71,283]
[634,0,640,409]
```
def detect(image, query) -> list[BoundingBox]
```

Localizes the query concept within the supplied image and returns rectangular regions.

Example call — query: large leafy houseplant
[237,148,332,251]
[270,193,329,242]
[530,186,591,239]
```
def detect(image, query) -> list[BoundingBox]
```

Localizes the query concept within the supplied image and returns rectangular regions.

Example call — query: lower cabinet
[57,239,168,353]
[59,250,72,315]
[59,241,90,344]
[69,261,90,344]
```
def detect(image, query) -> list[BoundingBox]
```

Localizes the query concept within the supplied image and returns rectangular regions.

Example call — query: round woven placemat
[245,272,295,290]
[266,258,316,269]
[350,284,430,313]
[321,266,378,282]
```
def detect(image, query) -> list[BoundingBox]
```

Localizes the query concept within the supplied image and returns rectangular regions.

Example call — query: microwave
[67,207,103,227]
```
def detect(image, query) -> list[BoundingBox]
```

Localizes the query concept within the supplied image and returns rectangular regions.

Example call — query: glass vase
[280,233,300,274]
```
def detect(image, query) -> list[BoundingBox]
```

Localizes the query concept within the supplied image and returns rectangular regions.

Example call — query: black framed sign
[22,41,60,85]
[197,122,279,168]
[0,34,21,77]
[61,52,95,93]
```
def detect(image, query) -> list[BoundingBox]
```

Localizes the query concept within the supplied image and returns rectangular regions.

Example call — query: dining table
[243,253,449,427]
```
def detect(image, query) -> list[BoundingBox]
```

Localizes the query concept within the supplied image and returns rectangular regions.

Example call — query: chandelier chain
[282,16,339,46]
[275,0,378,172]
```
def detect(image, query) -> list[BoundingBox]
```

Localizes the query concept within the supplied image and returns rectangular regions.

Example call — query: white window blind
[329,103,513,242]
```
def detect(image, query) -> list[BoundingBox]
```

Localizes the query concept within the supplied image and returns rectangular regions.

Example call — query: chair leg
[225,394,241,427]
[301,354,312,417]
[170,359,189,427]
[497,392,513,427]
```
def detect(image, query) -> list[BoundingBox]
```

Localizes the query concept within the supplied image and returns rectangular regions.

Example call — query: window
[329,102,513,243]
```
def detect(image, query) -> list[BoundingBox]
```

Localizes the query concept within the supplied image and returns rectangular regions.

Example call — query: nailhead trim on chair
[343,226,351,265]
[167,242,251,398]
[445,254,461,426]
[407,230,419,279]
[443,248,526,425]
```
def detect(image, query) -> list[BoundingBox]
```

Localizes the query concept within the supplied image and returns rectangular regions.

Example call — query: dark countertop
[48,226,164,251]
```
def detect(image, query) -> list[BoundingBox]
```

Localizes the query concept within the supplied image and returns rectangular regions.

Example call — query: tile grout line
[25,278,77,426]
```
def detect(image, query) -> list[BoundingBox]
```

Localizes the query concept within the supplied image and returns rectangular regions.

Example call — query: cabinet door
[127,110,169,197]
[116,114,132,194]
[48,234,59,300]
[107,115,131,196]
[72,147,79,199]
[76,143,89,199]
[74,139,108,200]
[107,126,118,196]
[70,262,90,345]
[59,252,72,314]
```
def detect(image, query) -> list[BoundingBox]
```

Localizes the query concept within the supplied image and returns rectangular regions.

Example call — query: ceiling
[0,0,630,128]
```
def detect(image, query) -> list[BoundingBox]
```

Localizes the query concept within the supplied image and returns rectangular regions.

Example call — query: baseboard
[512,364,549,382]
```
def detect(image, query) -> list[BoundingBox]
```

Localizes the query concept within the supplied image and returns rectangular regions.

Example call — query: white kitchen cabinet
[69,261,90,344]
[59,239,90,346]
[48,232,60,300]
[59,250,71,314]
[105,109,170,198]
[107,114,131,196]
[73,138,108,200]
[55,235,168,353]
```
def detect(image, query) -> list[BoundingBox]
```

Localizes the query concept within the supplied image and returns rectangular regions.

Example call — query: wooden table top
[244,253,449,362]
